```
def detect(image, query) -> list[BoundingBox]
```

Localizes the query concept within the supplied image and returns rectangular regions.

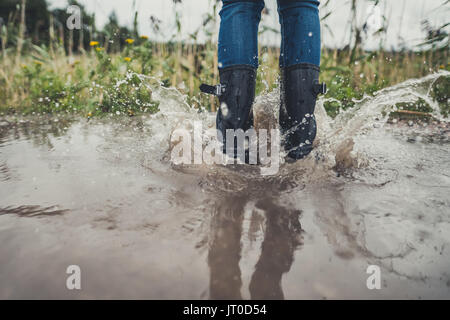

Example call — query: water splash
[108,70,450,191]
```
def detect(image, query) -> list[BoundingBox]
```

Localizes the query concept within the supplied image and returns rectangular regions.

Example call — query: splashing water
[0,71,449,299]
[134,70,448,188]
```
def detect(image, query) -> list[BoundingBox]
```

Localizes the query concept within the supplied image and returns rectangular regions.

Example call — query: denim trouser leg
[219,0,321,69]
[278,0,321,67]
[218,0,265,69]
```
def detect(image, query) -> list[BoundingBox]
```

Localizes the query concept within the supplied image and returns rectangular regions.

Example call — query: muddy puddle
[0,72,449,299]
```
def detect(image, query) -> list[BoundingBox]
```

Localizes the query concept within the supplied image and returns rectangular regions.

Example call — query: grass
[0,37,448,118]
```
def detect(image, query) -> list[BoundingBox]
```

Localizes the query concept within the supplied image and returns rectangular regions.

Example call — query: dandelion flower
[95,47,103,52]
[140,35,149,40]
[124,57,132,62]
[90,41,99,47]
[34,61,43,65]
[125,38,135,44]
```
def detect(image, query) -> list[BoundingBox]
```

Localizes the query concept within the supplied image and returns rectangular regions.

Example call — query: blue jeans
[218,0,321,69]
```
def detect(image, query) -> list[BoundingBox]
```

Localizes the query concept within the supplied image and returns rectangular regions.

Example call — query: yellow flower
[125,38,135,44]
[87,112,93,117]
[140,35,149,40]
[124,57,132,62]
[89,41,99,47]
[34,61,43,66]
[95,47,103,52]
[439,65,445,69]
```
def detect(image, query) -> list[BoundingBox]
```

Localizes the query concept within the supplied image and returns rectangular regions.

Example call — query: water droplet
[221,102,229,117]
[308,32,313,37]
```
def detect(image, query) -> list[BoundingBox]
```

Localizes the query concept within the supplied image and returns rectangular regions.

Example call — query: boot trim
[284,63,320,73]
[219,64,257,73]
[200,65,256,97]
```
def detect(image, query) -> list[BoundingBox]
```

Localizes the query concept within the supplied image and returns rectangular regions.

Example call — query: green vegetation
[0,0,448,118]
[431,76,450,117]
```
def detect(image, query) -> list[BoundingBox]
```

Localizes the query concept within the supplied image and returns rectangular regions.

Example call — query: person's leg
[218,0,265,69]
[208,196,247,299]
[201,0,264,161]
[278,0,321,68]
[277,0,326,160]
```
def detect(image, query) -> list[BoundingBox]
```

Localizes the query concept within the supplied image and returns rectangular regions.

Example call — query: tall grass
[0,0,448,117]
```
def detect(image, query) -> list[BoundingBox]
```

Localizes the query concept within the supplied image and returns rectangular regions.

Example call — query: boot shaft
[218,65,257,132]
[279,63,326,160]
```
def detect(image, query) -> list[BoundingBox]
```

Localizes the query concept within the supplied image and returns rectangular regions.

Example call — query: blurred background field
[0,0,448,118]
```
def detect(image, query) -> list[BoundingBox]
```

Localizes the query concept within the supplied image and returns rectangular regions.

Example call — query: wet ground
[0,73,449,299]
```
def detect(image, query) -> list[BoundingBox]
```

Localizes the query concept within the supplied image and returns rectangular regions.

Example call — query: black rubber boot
[279,63,326,160]
[201,65,257,160]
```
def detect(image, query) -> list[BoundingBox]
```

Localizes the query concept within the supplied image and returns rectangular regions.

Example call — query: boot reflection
[208,196,246,300]
[249,198,303,300]
[208,195,303,300]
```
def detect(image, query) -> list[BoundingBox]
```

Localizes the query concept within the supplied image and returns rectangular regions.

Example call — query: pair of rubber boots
[200,64,326,162]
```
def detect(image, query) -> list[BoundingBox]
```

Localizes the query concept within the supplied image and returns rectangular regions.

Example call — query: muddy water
[0,72,449,299]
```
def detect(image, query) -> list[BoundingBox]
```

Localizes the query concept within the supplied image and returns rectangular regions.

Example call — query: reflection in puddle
[0,205,69,218]
[248,198,303,300]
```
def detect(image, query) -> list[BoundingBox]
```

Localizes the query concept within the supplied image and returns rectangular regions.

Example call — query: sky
[48,0,449,50]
